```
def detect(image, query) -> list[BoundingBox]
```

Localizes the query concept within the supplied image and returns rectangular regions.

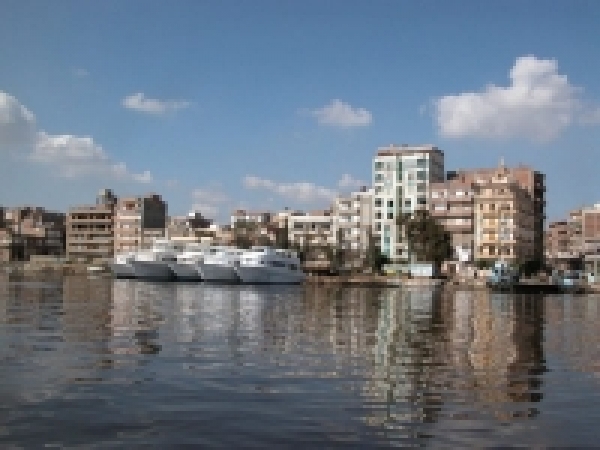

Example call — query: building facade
[114,193,167,254]
[332,187,374,268]
[66,189,117,262]
[473,165,535,266]
[0,206,65,262]
[372,144,445,263]
[288,209,334,248]
[448,163,545,263]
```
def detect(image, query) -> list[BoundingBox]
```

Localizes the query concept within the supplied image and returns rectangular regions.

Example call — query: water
[1,275,599,448]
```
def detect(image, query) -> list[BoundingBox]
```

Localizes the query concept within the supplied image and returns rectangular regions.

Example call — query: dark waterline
[1,275,599,448]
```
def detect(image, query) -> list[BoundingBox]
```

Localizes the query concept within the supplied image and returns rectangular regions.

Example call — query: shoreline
[3,262,600,294]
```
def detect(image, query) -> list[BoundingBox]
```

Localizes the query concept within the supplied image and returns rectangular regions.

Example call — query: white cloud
[0,91,37,151]
[0,91,153,184]
[434,55,583,142]
[190,187,230,219]
[307,99,372,128]
[338,173,366,190]
[243,175,337,203]
[122,92,190,115]
[31,132,153,183]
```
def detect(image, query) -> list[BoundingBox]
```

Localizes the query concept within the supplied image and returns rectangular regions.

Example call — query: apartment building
[473,165,535,265]
[429,179,476,262]
[230,210,272,228]
[545,220,580,268]
[568,208,583,256]
[372,144,445,263]
[0,206,65,262]
[448,163,545,262]
[288,209,334,248]
[332,187,374,251]
[167,212,214,244]
[66,189,117,262]
[114,193,167,253]
[581,204,600,281]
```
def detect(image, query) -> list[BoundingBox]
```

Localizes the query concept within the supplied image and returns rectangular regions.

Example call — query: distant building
[288,209,334,248]
[167,211,214,244]
[114,193,167,253]
[0,206,65,262]
[332,187,374,270]
[66,189,117,263]
[372,144,445,263]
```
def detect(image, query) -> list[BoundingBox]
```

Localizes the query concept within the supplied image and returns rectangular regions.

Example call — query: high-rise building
[114,193,167,253]
[372,144,445,263]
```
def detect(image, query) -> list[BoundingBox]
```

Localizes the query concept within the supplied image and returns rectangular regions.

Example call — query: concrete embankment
[1,261,111,277]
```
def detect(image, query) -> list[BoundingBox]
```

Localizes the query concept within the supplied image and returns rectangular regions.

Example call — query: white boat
[235,246,305,284]
[110,252,137,279]
[131,239,180,281]
[171,242,209,281]
[198,246,243,283]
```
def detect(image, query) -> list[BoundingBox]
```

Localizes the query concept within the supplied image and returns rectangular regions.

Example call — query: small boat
[486,260,519,291]
[554,270,586,294]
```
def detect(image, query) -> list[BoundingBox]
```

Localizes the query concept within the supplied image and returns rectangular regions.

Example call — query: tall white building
[372,144,445,263]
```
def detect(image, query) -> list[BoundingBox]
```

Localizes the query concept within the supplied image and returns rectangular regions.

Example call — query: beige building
[114,193,167,253]
[545,220,580,268]
[429,179,476,262]
[288,209,334,248]
[473,165,535,266]
[1,206,65,262]
[166,212,214,244]
[448,162,545,263]
[66,189,117,262]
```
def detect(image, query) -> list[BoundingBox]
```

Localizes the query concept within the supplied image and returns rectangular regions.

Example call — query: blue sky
[1,0,599,223]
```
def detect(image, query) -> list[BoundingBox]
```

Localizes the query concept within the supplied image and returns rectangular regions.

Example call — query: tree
[233,220,256,249]
[396,210,453,271]
[365,226,388,273]
[332,227,345,272]
[275,217,290,249]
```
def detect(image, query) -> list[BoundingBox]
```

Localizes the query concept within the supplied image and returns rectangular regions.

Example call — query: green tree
[275,217,290,249]
[233,220,256,249]
[365,226,388,273]
[396,210,453,271]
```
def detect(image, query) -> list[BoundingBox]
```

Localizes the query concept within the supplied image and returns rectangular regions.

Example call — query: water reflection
[0,275,599,447]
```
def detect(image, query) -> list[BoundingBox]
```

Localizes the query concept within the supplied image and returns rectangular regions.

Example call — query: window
[416,158,427,167]
[416,171,427,181]
[404,200,411,207]
[387,212,394,219]
[375,161,384,169]
[417,197,427,205]
[375,198,382,207]
[417,183,427,193]
[384,225,390,232]
[375,212,382,219]
[387,200,393,207]
[375,173,383,182]
[431,191,439,199]
[375,222,381,231]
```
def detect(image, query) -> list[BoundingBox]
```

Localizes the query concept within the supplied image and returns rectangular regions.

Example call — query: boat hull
[131,260,174,281]
[168,262,202,281]
[109,263,136,279]
[198,263,239,283]
[235,265,305,284]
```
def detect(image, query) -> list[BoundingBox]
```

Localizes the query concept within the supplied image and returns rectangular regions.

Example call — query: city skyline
[1,1,600,223]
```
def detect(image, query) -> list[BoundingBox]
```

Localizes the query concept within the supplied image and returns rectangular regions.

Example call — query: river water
[0,275,599,448]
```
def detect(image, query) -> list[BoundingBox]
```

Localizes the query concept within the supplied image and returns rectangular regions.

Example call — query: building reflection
[544,293,600,379]
[451,290,545,419]
[110,280,172,356]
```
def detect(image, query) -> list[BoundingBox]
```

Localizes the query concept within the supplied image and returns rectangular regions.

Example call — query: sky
[1,0,600,224]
